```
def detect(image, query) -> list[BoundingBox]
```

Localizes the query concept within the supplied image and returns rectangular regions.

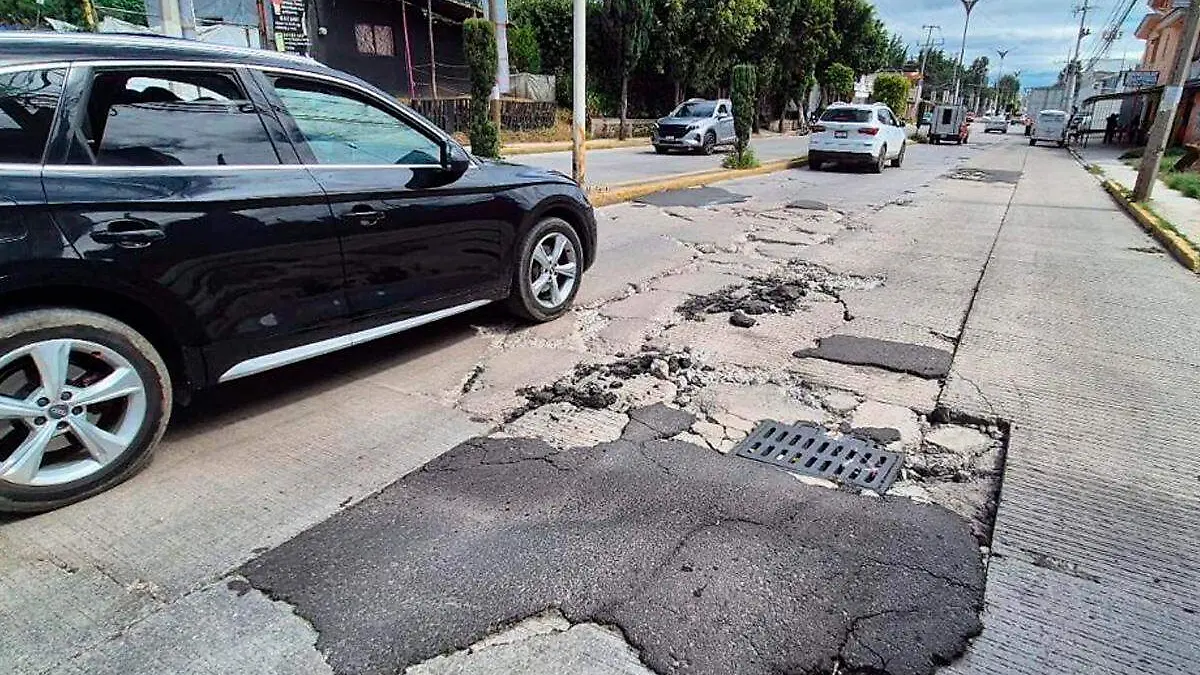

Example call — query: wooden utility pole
[914,25,939,119]
[428,0,438,98]
[1065,2,1093,116]
[1134,0,1200,200]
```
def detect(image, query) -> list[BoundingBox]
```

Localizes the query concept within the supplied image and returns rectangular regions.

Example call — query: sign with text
[272,0,309,55]
[1125,70,1159,89]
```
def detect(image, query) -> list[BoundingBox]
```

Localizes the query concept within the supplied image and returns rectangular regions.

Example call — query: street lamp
[995,49,1009,112]
[952,0,981,104]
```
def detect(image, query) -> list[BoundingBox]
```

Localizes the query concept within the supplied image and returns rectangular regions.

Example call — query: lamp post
[994,48,1009,112]
[952,0,981,104]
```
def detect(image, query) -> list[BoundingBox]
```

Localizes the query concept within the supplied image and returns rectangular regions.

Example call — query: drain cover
[734,421,903,492]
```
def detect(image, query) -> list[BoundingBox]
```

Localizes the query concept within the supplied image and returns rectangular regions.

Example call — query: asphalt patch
[637,186,750,207]
[243,407,985,675]
[946,168,1022,183]
[787,198,830,210]
[795,335,953,379]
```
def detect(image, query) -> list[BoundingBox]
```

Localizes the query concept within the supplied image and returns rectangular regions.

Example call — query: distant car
[1030,109,1069,147]
[808,102,908,173]
[929,104,970,144]
[653,98,736,155]
[984,116,1009,133]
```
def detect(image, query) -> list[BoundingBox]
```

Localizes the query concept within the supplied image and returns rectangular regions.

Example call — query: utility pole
[1134,0,1200,200]
[487,0,502,129]
[952,0,980,104]
[428,0,438,98]
[1065,2,1093,115]
[914,25,939,120]
[571,0,586,184]
[995,48,1009,112]
[157,0,195,39]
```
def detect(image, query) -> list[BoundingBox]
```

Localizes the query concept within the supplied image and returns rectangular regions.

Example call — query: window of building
[355,23,395,57]
[271,76,441,166]
[71,68,279,167]
[0,69,66,164]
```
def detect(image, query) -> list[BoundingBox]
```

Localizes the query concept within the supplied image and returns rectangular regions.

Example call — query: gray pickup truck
[652,98,737,155]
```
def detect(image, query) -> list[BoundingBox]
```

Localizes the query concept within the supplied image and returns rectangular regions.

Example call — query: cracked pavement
[242,407,985,675]
[3,133,1034,675]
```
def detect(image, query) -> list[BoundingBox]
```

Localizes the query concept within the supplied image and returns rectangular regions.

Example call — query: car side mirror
[440,139,471,177]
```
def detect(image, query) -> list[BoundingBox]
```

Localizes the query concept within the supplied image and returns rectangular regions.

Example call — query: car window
[69,68,278,167]
[271,76,442,166]
[717,104,729,116]
[674,101,716,117]
[820,108,871,123]
[0,68,65,164]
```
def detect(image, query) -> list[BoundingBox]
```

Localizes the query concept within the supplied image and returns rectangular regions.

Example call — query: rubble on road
[675,262,883,321]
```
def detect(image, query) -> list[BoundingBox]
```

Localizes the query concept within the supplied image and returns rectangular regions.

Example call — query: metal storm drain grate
[734,421,903,492]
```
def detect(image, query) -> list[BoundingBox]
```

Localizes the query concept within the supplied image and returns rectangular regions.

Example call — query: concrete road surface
[515,133,811,187]
[8,129,1197,675]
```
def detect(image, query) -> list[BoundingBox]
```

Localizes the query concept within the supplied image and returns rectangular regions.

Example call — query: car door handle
[93,220,165,248]
[344,206,385,227]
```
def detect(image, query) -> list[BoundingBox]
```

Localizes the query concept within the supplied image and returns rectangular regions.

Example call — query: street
[517,134,811,187]
[3,128,1199,675]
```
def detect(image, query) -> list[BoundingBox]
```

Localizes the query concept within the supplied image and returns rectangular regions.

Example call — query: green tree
[647,0,766,98]
[997,73,1020,112]
[883,34,907,70]
[1,0,84,26]
[600,0,654,139]
[871,73,910,119]
[508,24,542,73]
[726,63,759,168]
[819,0,888,77]
[510,0,575,75]
[823,62,855,103]
[747,0,833,130]
[463,18,500,158]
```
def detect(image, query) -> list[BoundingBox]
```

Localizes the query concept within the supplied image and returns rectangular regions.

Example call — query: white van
[929,104,968,144]
[1030,110,1068,147]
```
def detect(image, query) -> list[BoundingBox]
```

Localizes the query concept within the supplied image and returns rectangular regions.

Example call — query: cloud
[872,0,1146,87]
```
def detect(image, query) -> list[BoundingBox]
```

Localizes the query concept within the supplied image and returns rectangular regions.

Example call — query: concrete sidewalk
[1076,143,1200,245]
[943,143,1200,673]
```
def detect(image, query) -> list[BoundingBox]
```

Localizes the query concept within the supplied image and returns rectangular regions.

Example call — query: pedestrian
[1104,113,1119,144]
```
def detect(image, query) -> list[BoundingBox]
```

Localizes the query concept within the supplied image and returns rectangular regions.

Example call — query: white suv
[809,103,907,172]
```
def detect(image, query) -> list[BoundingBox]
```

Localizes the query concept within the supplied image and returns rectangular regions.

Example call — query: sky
[871,0,1148,89]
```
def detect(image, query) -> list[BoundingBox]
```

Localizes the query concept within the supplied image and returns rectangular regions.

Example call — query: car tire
[890,143,905,168]
[506,217,584,323]
[1029,138,1037,146]
[808,157,822,170]
[700,131,716,155]
[930,135,939,144]
[654,145,669,154]
[871,146,886,174]
[0,308,171,514]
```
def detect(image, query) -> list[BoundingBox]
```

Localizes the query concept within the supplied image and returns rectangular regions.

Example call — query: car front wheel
[507,217,584,322]
[700,131,716,155]
[0,309,171,513]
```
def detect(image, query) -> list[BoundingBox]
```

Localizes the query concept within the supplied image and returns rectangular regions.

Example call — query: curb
[586,157,808,207]
[1101,179,1200,273]
[502,138,650,156]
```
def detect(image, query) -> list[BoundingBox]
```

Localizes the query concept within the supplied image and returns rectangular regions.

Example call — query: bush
[722,146,760,169]
[1165,171,1200,199]
[824,63,855,102]
[464,19,500,158]
[871,73,910,118]
[509,24,542,73]
[731,64,758,167]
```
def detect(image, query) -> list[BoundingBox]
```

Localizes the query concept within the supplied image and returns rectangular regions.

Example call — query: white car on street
[984,116,1009,133]
[809,102,908,173]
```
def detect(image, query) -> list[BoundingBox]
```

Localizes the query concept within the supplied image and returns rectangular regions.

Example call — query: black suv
[0,34,596,512]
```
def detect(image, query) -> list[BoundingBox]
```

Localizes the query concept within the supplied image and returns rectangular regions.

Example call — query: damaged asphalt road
[242,405,985,675]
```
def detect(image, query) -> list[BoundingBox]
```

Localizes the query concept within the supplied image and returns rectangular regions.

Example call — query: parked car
[984,116,1009,133]
[808,102,908,173]
[0,33,597,512]
[929,104,970,144]
[1030,109,1069,147]
[653,98,736,155]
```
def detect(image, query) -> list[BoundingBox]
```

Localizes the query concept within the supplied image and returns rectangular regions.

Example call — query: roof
[828,101,887,108]
[0,31,336,76]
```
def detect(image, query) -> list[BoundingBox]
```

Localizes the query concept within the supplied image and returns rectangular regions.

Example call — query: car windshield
[673,101,716,117]
[820,108,872,123]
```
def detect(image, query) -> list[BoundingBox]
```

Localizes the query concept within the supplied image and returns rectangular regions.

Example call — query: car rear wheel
[0,309,171,513]
[1029,138,1037,146]
[890,143,905,168]
[506,217,584,322]
[700,131,716,155]
[870,146,886,174]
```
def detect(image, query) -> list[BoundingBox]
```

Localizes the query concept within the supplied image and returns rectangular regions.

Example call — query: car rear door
[0,67,67,268]
[257,71,513,324]
[41,63,348,383]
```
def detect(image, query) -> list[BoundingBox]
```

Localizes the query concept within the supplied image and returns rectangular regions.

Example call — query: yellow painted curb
[1102,179,1200,273]
[587,157,808,207]
[502,138,650,156]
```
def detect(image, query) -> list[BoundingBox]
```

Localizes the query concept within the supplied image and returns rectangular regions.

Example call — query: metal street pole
[1134,0,1200,200]
[1065,2,1093,116]
[952,0,980,104]
[571,0,586,185]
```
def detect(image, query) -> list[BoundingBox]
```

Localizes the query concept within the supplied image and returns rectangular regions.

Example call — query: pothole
[676,263,883,321]
[947,168,1022,183]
